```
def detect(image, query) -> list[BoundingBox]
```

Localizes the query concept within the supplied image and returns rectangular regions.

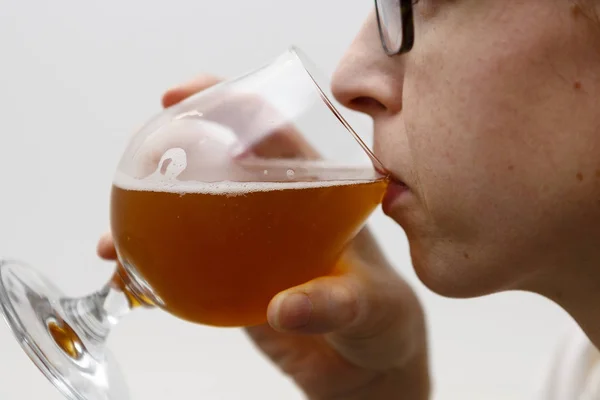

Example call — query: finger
[268,258,426,370]
[267,275,359,334]
[97,232,118,260]
[162,75,223,108]
[238,127,321,160]
[163,74,320,160]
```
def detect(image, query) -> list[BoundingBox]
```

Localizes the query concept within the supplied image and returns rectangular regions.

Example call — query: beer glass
[0,47,388,399]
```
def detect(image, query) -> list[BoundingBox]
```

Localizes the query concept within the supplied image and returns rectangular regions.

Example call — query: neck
[529,260,600,349]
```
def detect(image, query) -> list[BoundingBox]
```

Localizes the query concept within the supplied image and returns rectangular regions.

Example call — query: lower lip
[382,181,410,214]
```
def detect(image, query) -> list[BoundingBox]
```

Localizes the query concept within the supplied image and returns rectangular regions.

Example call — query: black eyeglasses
[375,0,416,56]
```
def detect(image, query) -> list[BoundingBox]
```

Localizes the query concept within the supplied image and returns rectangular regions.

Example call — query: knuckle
[329,281,361,325]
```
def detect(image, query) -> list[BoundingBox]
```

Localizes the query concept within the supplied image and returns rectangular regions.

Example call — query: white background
[0,0,576,399]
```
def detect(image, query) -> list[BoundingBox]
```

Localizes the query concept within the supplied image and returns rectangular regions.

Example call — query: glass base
[0,260,129,400]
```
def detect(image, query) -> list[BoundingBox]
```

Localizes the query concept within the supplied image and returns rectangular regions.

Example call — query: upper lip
[378,166,408,188]
[372,142,407,188]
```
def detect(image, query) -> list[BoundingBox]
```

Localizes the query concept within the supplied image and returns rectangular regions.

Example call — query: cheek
[402,68,514,242]
[400,17,600,291]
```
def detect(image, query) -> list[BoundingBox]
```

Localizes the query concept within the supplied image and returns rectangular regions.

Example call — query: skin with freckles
[97,1,600,398]
[333,1,600,302]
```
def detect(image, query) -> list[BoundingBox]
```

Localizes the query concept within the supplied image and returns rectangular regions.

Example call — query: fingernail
[100,231,112,242]
[270,293,312,331]
[166,81,188,92]
[167,76,199,93]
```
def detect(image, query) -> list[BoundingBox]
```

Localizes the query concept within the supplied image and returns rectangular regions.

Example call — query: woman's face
[332,0,600,297]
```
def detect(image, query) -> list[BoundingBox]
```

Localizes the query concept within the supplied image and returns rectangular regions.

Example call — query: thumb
[267,265,426,371]
[268,275,360,334]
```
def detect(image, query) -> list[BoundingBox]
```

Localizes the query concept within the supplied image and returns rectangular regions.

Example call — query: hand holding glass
[0,48,388,400]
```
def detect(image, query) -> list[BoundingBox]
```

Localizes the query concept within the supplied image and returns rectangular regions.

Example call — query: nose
[331,12,405,118]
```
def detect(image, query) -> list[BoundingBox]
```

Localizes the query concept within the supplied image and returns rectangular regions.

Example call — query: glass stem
[55,265,154,361]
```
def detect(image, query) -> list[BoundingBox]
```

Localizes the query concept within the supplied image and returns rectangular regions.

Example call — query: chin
[386,199,517,298]
[407,239,507,299]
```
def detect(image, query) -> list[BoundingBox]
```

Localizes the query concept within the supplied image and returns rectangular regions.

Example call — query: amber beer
[110,173,387,327]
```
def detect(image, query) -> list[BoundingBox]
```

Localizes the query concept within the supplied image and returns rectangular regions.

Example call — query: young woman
[99,1,600,398]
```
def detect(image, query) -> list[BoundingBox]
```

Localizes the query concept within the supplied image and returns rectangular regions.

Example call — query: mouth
[382,177,410,215]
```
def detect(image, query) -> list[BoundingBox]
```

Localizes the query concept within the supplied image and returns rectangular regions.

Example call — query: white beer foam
[112,171,378,196]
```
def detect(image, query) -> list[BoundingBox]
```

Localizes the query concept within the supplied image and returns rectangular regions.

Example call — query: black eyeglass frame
[374,0,416,56]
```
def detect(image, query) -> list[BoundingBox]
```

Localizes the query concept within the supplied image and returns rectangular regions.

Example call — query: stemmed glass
[0,47,389,400]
